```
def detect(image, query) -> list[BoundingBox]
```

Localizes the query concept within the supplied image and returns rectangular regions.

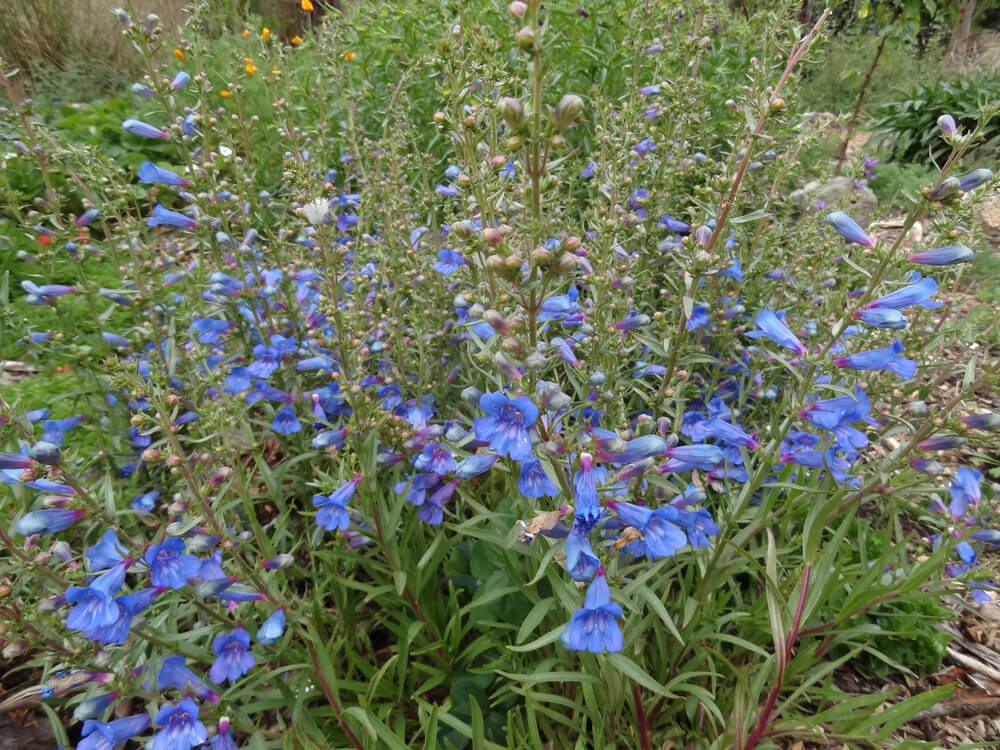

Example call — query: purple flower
[746,309,807,355]
[918,434,967,451]
[139,162,190,187]
[151,697,207,750]
[699,417,760,449]
[964,413,1000,431]
[435,184,460,197]
[210,717,237,750]
[147,204,198,229]
[607,499,687,559]
[958,168,993,193]
[170,71,191,89]
[313,476,361,531]
[825,211,875,247]
[123,119,169,139]
[210,627,255,683]
[560,568,623,653]
[573,453,602,525]
[638,84,661,96]
[145,538,200,590]
[14,508,84,535]
[581,161,597,178]
[866,275,940,311]
[256,607,286,645]
[937,114,956,136]
[473,393,537,461]
[909,245,974,266]
[75,208,101,226]
[833,339,917,379]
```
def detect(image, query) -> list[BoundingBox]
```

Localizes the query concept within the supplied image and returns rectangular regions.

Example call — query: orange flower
[271,66,280,76]
[220,90,231,98]
[262,27,271,42]
[301,0,314,10]
[173,48,185,62]
[343,51,357,62]
[245,62,257,76]
[241,28,250,38]
[290,35,303,45]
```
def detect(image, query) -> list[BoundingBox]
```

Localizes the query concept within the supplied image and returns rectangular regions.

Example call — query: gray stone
[789,176,878,225]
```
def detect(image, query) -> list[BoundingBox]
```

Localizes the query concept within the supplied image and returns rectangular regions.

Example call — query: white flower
[302,198,329,226]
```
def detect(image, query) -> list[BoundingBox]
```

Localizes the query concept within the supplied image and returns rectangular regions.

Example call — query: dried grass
[0,0,189,85]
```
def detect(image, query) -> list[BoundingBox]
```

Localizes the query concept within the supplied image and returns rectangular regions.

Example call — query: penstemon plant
[1,0,998,748]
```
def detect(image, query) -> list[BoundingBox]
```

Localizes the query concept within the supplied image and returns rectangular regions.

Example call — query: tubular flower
[256,607,286,645]
[866,276,940,311]
[145,538,200,590]
[949,467,982,520]
[746,309,807,355]
[78,713,151,750]
[122,119,169,139]
[151,697,207,750]
[560,568,623,653]
[313,476,360,531]
[517,457,559,498]
[606,499,687,559]
[15,508,84,535]
[660,444,724,473]
[825,211,875,247]
[853,308,907,329]
[908,245,974,266]
[833,339,917,379]
[473,393,538,461]
[573,453,603,525]
[455,453,498,478]
[210,627,255,683]
[964,413,1000,431]
[65,559,131,632]
[565,520,600,581]
[138,162,189,187]
[147,204,198,229]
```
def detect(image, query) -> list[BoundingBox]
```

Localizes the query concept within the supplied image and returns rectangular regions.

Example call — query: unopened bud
[499,97,527,131]
[552,94,584,130]
[508,1,527,18]
[515,26,536,50]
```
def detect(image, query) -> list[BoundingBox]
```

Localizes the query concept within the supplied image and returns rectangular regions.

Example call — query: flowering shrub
[1,0,999,748]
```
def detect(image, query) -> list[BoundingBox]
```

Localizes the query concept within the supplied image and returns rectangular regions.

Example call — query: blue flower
[256,608,286,645]
[170,71,190,89]
[661,444,724,473]
[473,393,538,461]
[65,559,130,632]
[210,627,255,683]
[517,457,559,498]
[122,119,169,139]
[413,444,458,474]
[908,245,974,266]
[147,204,198,229]
[155,656,218,702]
[210,717,237,750]
[746,310,807,355]
[949,467,982,520]
[72,692,118,722]
[271,406,302,435]
[86,530,127,571]
[83,587,163,645]
[854,308,907,329]
[825,211,875,247]
[595,435,667,464]
[560,568,623,653]
[607,500,687,559]
[964,413,1000,431]
[455,453,498,478]
[15,508,84,536]
[313,477,360,532]
[866,275,940,311]
[144,538,200,590]
[565,520,600,582]
[151,697,207,750]
[433,249,466,276]
[573,453,603,525]
[958,168,993,192]
[132,489,160,513]
[833,339,916,379]
[78,713,150,750]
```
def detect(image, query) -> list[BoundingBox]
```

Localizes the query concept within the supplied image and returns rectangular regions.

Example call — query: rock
[789,176,878,225]
[974,191,1000,250]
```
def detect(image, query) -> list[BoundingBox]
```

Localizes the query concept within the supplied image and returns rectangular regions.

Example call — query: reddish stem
[633,681,652,750]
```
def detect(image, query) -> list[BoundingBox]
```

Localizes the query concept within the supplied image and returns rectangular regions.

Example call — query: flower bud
[552,94,584,131]
[555,251,578,274]
[508,1,527,17]
[482,227,504,246]
[937,114,956,136]
[499,97,527,131]
[485,254,505,272]
[928,176,961,200]
[483,310,510,333]
[515,26,536,50]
